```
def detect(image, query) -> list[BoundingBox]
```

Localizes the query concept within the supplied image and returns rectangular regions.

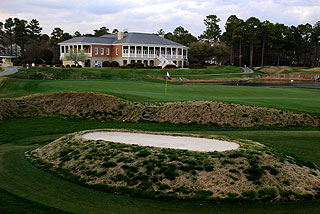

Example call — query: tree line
[159,15,320,67]
[0,18,121,64]
[1,16,320,67]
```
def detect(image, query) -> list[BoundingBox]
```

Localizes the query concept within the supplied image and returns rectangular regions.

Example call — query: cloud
[0,0,319,37]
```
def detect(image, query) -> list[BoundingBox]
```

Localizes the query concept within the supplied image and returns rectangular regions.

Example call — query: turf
[0,118,320,213]
[1,78,319,115]
[11,66,243,80]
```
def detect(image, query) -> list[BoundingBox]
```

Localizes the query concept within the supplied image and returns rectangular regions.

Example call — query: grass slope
[1,78,319,115]
[1,118,320,213]
[11,66,243,80]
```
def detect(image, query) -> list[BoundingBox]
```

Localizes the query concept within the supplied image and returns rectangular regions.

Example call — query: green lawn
[11,66,243,80]
[1,78,319,115]
[1,66,320,213]
[0,118,320,214]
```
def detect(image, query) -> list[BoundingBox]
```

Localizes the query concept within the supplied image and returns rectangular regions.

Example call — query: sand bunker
[82,131,239,152]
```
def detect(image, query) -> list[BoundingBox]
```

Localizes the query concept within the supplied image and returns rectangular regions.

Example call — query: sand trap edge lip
[79,129,240,152]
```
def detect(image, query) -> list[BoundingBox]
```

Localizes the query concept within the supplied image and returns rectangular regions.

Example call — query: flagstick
[165,77,168,96]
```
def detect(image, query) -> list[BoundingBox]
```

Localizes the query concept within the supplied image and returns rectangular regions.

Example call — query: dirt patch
[0,92,318,127]
[27,131,320,202]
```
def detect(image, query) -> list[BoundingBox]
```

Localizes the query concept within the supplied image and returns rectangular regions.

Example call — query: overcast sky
[1,0,320,36]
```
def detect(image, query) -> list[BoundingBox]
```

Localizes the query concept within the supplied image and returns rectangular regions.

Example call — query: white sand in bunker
[82,131,239,152]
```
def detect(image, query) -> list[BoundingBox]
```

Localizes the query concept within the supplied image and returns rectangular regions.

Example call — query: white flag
[166,72,172,80]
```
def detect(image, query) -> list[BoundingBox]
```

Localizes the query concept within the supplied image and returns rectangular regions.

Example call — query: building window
[123,60,127,65]
[61,46,64,53]
[116,48,118,55]
[95,48,98,55]
[101,48,104,55]
[107,48,110,55]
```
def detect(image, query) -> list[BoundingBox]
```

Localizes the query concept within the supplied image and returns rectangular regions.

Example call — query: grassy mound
[0,92,318,127]
[27,130,320,202]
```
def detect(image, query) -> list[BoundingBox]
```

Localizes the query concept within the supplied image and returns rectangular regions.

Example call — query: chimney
[117,31,124,40]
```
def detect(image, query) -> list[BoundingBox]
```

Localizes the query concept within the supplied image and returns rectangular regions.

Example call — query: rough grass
[255,66,320,74]
[1,79,320,116]
[28,130,320,202]
[1,92,318,127]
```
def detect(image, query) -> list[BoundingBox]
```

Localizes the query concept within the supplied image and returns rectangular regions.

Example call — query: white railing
[60,53,92,57]
[122,53,186,59]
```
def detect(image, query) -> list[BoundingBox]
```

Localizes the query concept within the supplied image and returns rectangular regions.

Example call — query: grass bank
[1,118,320,213]
[1,78,319,115]
[10,66,243,80]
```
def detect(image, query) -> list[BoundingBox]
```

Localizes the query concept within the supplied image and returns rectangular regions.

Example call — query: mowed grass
[1,118,320,213]
[11,66,243,80]
[1,77,319,115]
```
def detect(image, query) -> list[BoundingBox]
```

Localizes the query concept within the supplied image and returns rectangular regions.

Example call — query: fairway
[1,78,320,115]
[1,66,320,213]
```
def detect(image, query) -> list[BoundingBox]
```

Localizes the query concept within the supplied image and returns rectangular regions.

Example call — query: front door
[85,60,91,67]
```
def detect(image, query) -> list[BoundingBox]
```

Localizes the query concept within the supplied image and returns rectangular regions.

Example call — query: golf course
[0,66,320,213]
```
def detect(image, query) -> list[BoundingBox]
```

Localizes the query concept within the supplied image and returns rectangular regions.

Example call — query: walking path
[0,66,20,76]
[171,67,253,77]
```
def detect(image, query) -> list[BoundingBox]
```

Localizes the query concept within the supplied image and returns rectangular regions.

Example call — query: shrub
[229,169,240,174]
[102,61,110,67]
[137,150,151,157]
[242,190,257,200]
[159,184,170,190]
[204,164,214,172]
[102,161,117,168]
[111,61,119,67]
[258,188,278,201]
[194,190,213,200]
[283,180,290,186]
[129,166,139,173]
[279,190,294,198]
[189,63,204,69]
[227,192,239,200]
[244,166,264,182]
[228,152,245,158]
[263,166,279,175]
[221,160,235,165]
[164,64,176,69]
[116,157,127,163]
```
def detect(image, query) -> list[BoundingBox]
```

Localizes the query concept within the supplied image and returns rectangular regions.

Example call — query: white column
[134,46,136,57]
[81,45,83,51]
[147,46,149,58]
[128,45,130,57]
[90,45,92,56]
[141,46,143,58]
[165,47,167,58]
[60,45,62,56]
[186,49,188,59]
[176,47,178,58]
[171,47,173,59]
[154,47,156,58]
